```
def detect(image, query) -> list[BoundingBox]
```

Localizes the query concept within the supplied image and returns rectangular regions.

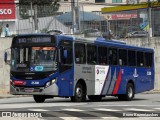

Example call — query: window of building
[108,48,117,65]
[87,44,97,64]
[98,46,108,65]
[112,0,122,3]
[128,50,136,66]
[95,0,105,3]
[137,51,144,67]
[74,43,86,64]
[119,49,127,66]
[145,52,153,68]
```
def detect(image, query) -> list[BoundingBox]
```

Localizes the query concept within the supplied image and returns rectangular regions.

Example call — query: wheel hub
[128,87,133,98]
[76,87,82,98]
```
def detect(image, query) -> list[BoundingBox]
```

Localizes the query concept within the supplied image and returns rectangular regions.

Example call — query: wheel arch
[127,79,135,89]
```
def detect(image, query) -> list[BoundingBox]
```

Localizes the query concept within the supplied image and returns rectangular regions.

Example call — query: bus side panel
[116,67,154,95]
[74,64,95,95]
[135,67,154,93]
[102,66,121,95]
[57,67,74,97]
[116,67,135,95]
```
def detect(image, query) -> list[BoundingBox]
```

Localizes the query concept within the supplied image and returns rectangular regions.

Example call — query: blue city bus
[5,34,154,103]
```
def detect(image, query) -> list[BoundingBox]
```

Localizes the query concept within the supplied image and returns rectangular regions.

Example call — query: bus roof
[73,36,153,52]
[13,34,153,52]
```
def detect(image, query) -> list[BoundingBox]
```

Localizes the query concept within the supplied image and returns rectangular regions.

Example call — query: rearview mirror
[63,50,67,59]
[4,52,7,63]
[4,48,11,65]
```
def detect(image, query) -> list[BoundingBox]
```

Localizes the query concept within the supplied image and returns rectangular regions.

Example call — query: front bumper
[10,84,58,96]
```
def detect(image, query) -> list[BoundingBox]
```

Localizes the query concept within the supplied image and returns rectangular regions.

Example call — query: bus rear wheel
[33,95,46,103]
[118,83,134,101]
[71,82,86,102]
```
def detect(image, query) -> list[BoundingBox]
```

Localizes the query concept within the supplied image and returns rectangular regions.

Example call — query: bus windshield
[11,46,57,72]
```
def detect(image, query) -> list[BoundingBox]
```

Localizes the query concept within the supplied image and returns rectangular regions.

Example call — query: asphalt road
[0,93,160,120]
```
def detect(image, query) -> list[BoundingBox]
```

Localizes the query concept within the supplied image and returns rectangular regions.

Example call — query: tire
[118,83,134,101]
[33,95,46,103]
[88,95,103,101]
[71,82,86,102]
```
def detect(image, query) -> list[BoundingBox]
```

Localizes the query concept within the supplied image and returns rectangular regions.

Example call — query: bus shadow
[0,97,148,104]
[44,97,148,103]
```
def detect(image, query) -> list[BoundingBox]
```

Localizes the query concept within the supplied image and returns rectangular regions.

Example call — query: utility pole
[71,0,80,34]
[34,2,38,33]
[148,0,152,37]
[71,0,76,34]
[30,1,34,33]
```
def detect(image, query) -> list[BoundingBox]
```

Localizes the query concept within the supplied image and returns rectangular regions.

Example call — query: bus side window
[108,48,117,65]
[60,41,73,65]
[98,46,108,65]
[128,50,136,67]
[137,51,144,67]
[119,49,127,66]
[62,47,72,64]
[87,44,97,64]
[145,52,153,68]
[74,43,86,64]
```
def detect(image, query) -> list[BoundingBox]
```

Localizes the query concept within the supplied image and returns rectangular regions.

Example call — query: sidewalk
[0,94,30,99]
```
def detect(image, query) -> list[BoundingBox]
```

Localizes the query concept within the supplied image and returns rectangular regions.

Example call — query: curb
[0,95,31,99]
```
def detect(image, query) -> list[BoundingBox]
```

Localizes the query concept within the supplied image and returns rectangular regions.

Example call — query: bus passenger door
[58,40,73,96]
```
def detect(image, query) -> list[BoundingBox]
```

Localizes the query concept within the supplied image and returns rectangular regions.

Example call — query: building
[0,0,16,37]
[1,0,158,36]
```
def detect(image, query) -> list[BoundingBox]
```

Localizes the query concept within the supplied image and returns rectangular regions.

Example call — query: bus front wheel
[33,95,46,103]
[71,82,86,102]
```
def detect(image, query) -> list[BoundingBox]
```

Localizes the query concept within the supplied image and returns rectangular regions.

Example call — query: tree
[19,0,60,19]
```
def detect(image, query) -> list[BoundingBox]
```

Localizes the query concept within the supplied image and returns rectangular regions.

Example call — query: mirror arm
[58,48,61,63]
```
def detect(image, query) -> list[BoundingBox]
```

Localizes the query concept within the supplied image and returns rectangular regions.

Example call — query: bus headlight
[45,81,51,88]
[51,79,56,84]
[45,79,56,88]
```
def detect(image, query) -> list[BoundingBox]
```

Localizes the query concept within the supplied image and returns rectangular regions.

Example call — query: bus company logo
[133,68,139,78]
[96,69,99,74]
[96,69,105,75]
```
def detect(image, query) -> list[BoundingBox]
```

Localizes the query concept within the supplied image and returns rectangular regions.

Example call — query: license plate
[24,88,34,93]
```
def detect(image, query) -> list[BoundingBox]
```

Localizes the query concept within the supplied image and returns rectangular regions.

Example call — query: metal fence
[0,3,107,36]
[104,8,160,39]
[16,4,107,35]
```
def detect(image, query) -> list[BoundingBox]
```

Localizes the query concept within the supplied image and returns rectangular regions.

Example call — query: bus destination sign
[16,37,52,44]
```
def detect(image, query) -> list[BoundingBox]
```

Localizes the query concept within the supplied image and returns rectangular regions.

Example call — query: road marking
[98,105,149,107]
[60,117,82,120]
[153,108,160,110]
[62,109,84,111]
[95,108,121,111]
[101,117,119,119]
[28,109,49,111]
[124,108,154,111]
[0,103,87,109]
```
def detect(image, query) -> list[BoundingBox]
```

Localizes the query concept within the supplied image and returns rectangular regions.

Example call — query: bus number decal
[147,71,151,75]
